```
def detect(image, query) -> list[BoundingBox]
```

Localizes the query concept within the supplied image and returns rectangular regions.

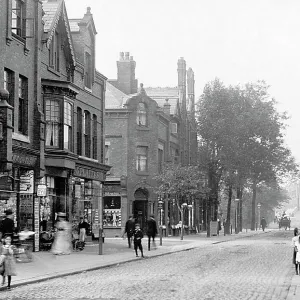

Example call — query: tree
[153,163,206,240]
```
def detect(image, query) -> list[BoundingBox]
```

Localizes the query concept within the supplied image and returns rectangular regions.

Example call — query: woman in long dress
[51,213,72,255]
[292,227,299,274]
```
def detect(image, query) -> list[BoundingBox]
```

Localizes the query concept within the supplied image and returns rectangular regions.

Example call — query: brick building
[104,53,198,236]
[0,0,109,250]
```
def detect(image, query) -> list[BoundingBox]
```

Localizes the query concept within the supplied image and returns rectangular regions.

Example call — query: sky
[65,0,300,163]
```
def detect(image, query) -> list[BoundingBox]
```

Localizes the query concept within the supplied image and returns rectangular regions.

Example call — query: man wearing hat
[0,209,15,240]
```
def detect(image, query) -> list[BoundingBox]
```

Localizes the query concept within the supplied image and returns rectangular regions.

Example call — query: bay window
[45,100,59,147]
[64,102,72,150]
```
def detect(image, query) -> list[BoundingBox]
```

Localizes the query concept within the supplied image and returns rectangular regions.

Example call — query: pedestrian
[292,227,299,274]
[147,215,158,251]
[133,223,144,258]
[51,212,72,255]
[1,235,17,290]
[123,216,135,248]
[78,217,89,242]
[261,217,267,231]
[0,209,15,241]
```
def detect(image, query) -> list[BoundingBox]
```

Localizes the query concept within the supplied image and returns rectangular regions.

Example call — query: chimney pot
[125,52,129,60]
[163,98,171,115]
[119,52,124,60]
[86,7,91,14]
[130,56,133,61]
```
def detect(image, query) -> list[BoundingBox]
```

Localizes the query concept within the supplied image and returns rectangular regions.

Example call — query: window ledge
[47,66,61,77]
[12,132,30,143]
[136,171,149,176]
[136,125,150,131]
[78,155,99,163]
[84,87,92,93]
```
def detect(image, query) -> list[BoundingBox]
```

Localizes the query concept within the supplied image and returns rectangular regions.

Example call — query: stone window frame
[63,100,73,151]
[4,68,15,130]
[92,114,97,160]
[136,102,147,127]
[83,110,91,158]
[136,146,148,172]
[18,74,28,135]
[49,30,60,72]
[76,107,82,155]
[45,99,60,148]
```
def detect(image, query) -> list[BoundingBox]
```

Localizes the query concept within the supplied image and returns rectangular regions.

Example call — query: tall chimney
[116,52,138,95]
[187,68,195,116]
[177,57,186,113]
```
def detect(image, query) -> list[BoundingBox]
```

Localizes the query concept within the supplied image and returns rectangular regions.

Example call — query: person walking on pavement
[78,217,89,242]
[123,216,135,248]
[147,214,158,251]
[292,227,299,274]
[261,217,267,231]
[1,235,17,290]
[0,209,15,241]
[133,223,144,258]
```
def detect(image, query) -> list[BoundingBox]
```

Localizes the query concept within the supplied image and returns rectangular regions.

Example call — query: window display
[103,196,121,227]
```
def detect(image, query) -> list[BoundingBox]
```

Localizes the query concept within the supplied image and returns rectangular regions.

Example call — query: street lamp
[188,204,193,232]
[158,199,164,226]
[257,202,261,230]
[235,198,240,234]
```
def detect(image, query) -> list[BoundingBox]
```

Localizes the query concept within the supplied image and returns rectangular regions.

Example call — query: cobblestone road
[0,231,294,300]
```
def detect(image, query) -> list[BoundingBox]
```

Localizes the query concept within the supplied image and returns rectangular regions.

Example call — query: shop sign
[12,153,37,167]
[37,185,47,197]
[20,170,34,194]
[74,166,104,181]
[104,185,121,196]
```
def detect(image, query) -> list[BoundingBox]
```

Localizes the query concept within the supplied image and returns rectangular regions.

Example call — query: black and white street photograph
[1,0,300,299]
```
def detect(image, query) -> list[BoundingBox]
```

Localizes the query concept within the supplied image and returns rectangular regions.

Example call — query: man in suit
[0,209,15,240]
[123,216,135,248]
[147,215,158,251]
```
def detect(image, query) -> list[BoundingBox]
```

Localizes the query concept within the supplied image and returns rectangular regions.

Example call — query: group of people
[51,213,90,255]
[123,215,158,258]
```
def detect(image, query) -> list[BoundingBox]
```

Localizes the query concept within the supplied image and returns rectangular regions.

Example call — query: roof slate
[42,0,62,33]
[69,19,81,32]
[105,82,129,109]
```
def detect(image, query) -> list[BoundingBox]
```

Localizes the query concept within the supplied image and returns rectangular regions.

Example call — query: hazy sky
[65,0,300,162]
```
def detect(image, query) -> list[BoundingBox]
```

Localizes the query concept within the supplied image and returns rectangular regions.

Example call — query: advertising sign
[20,170,34,194]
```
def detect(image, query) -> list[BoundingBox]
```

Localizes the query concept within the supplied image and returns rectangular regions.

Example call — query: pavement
[7,228,271,289]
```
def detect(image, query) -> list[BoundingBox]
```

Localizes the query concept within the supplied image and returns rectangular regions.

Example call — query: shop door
[133,200,148,233]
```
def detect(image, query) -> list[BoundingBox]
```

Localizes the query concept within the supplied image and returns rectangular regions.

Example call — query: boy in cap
[133,223,144,258]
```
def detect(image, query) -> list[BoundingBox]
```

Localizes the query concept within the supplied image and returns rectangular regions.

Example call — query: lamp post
[235,198,240,234]
[257,202,261,230]
[180,203,187,240]
[158,199,163,246]
[188,204,193,233]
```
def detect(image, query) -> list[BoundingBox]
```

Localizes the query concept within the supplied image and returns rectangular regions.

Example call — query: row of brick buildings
[0,0,198,247]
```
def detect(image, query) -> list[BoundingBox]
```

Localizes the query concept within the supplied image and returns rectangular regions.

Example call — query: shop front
[103,183,122,237]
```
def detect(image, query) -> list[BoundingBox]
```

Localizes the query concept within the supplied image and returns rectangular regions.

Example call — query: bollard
[159,226,162,246]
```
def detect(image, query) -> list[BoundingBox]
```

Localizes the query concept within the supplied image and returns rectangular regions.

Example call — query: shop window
[92,114,97,159]
[45,99,60,147]
[136,146,147,172]
[103,197,121,227]
[4,68,15,130]
[136,102,147,126]
[77,107,82,155]
[18,75,28,135]
[64,101,72,150]
[49,31,60,71]
[83,110,91,157]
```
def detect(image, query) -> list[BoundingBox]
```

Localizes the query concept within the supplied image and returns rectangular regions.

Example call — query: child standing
[133,223,144,258]
[1,235,17,290]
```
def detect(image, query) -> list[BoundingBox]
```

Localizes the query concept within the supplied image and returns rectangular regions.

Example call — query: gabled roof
[105,82,130,109]
[145,87,180,116]
[42,0,75,68]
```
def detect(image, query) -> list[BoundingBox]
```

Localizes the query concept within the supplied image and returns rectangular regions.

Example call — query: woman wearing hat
[51,213,72,255]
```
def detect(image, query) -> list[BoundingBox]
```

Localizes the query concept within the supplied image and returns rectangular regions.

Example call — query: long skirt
[51,231,72,255]
[4,255,17,276]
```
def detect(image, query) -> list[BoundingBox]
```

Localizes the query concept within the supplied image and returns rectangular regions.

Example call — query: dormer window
[137,103,147,126]
[171,122,178,134]
[85,52,92,89]
[49,31,60,71]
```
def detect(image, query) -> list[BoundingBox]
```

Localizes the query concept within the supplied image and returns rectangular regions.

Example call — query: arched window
[136,102,147,126]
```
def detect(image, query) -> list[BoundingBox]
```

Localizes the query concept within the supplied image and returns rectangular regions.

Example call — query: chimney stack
[177,57,186,112]
[116,52,138,95]
[163,98,171,116]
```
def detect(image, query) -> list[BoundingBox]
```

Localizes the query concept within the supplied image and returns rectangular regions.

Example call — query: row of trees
[155,79,298,236]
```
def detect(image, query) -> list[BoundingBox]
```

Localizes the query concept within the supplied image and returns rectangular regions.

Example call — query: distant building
[0,0,109,250]
[104,53,198,236]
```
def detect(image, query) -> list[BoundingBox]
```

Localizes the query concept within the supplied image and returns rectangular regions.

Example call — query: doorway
[133,188,148,233]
